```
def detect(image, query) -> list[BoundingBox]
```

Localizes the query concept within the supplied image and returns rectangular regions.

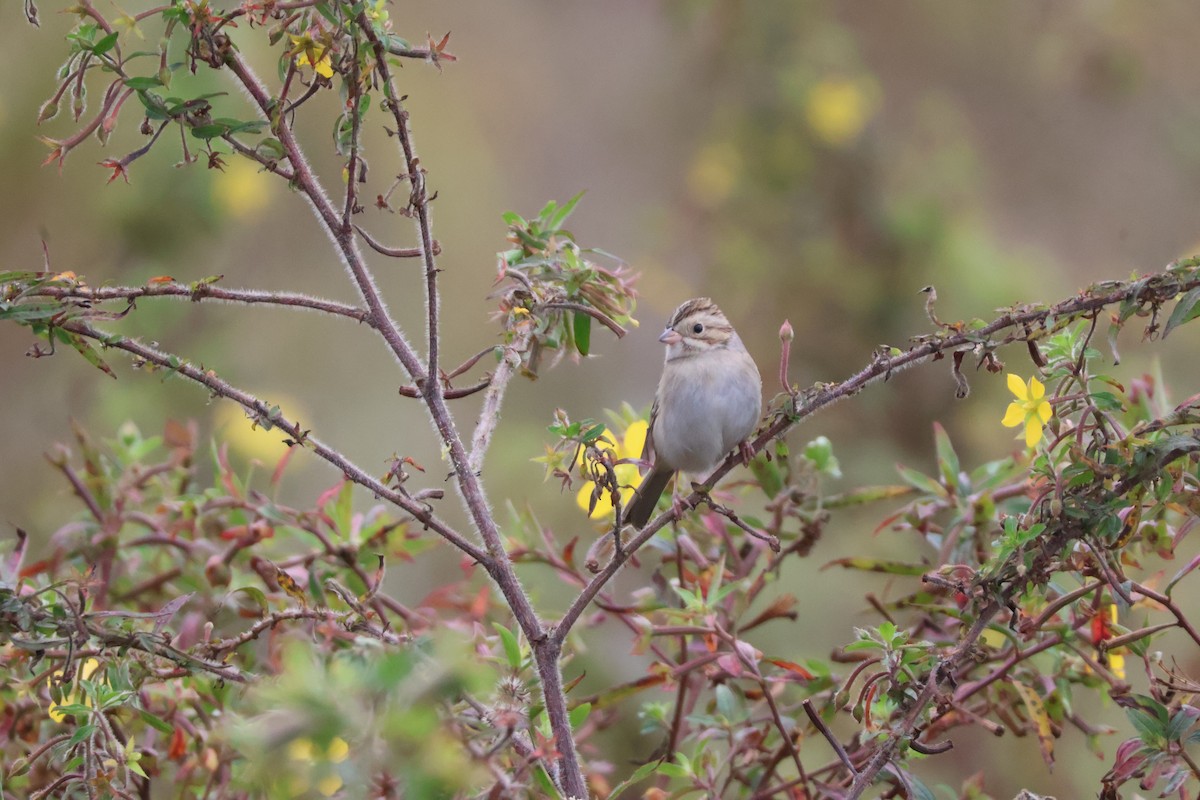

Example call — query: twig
[354,224,435,259]
[538,301,626,339]
[468,328,532,476]
[803,699,856,777]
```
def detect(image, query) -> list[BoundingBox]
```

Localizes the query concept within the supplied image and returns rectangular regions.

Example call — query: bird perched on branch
[623,297,762,528]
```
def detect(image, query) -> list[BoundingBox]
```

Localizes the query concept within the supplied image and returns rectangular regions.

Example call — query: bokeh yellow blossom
[287,737,350,797]
[210,156,273,219]
[687,141,742,209]
[805,77,878,147]
[48,658,101,722]
[1001,374,1052,448]
[214,392,307,464]
[576,420,648,519]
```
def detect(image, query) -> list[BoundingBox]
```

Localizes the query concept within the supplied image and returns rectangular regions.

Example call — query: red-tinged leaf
[468,584,490,620]
[19,557,55,579]
[716,652,745,677]
[4,528,29,582]
[168,726,187,760]
[560,536,578,568]
[219,525,249,541]
[562,671,587,694]
[733,638,762,667]
[216,443,242,499]
[872,509,908,535]
[821,557,929,575]
[270,442,299,487]
[743,594,798,629]
[98,158,130,184]
[163,418,194,450]
[147,275,174,285]
[766,658,815,680]
[1011,680,1055,768]
[591,672,668,708]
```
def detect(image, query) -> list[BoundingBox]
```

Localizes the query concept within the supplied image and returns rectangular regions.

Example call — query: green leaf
[135,90,170,120]
[895,464,946,498]
[68,724,97,747]
[1164,286,1200,338]
[91,31,119,56]
[190,123,230,140]
[1128,705,1166,743]
[492,622,522,669]
[123,76,163,90]
[607,760,662,799]
[749,452,783,498]
[137,709,175,734]
[572,312,591,356]
[804,435,842,478]
[932,422,960,491]
[547,190,585,231]
[568,701,592,729]
[1166,706,1200,741]
[0,301,63,323]
[58,329,116,378]
[823,557,928,576]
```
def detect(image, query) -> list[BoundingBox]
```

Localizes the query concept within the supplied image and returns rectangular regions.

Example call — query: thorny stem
[27,283,370,322]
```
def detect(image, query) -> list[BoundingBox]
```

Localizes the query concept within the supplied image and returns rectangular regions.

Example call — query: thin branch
[538,301,627,339]
[354,224,434,258]
[27,283,370,323]
[803,699,857,778]
[468,327,532,476]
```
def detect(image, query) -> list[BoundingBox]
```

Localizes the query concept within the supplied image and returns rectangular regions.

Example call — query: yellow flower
[1001,374,1052,448]
[576,420,648,519]
[805,78,877,147]
[1105,604,1126,680]
[290,35,335,79]
[48,658,101,723]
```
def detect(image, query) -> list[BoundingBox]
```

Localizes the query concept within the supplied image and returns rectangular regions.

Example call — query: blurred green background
[4,1,1200,795]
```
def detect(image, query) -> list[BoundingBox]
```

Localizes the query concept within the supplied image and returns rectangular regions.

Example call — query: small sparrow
[623,298,762,528]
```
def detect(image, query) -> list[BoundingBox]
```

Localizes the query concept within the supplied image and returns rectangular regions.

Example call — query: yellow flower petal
[1027,376,1045,400]
[1006,373,1028,400]
[1024,417,1043,448]
[1036,400,1052,424]
[1001,402,1026,428]
[577,482,614,519]
[1108,651,1126,680]
[621,420,649,459]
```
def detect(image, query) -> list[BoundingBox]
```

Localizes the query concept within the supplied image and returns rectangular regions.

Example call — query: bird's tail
[623,469,673,529]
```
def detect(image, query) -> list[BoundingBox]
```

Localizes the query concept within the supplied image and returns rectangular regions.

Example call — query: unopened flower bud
[779,319,794,342]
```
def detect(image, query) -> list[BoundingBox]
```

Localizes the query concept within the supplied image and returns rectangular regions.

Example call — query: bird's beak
[659,328,682,345]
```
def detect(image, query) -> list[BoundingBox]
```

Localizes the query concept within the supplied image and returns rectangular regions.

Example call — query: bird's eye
[692,322,704,334]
